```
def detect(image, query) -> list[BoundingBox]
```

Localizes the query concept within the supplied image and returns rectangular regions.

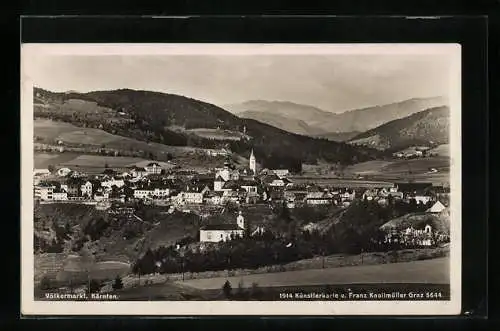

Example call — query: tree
[47,164,55,173]
[112,275,124,290]
[88,279,102,293]
[222,280,232,299]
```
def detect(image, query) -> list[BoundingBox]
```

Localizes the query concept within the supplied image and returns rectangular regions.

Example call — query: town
[34,149,450,249]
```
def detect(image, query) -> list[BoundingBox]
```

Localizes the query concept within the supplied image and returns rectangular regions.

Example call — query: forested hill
[34,87,382,168]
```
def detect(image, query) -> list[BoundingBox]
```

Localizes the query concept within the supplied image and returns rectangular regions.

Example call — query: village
[34,149,450,249]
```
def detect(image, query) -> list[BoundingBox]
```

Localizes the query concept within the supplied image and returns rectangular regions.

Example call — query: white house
[130,167,148,178]
[179,191,205,204]
[305,191,334,205]
[34,183,55,201]
[271,169,289,178]
[145,162,163,175]
[214,175,226,191]
[101,178,125,189]
[52,188,68,201]
[269,179,287,187]
[199,211,245,243]
[412,195,433,205]
[80,181,93,197]
[240,180,258,193]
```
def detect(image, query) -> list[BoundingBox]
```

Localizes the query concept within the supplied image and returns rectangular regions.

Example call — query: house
[199,211,245,243]
[362,189,378,201]
[34,182,55,201]
[179,190,206,205]
[222,190,240,204]
[339,188,356,202]
[52,188,68,201]
[62,177,85,196]
[80,181,93,198]
[130,166,148,178]
[93,191,109,201]
[395,182,433,196]
[145,162,163,175]
[305,191,334,205]
[245,191,260,204]
[271,169,290,178]
[408,192,434,205]
[240,179,258,193]
[33,169,51,177]
[101,178,125,189]
[427,200,446,213]
[204,191,224,205]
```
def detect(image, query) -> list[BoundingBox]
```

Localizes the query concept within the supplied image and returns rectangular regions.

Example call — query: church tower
[249,149,256,175]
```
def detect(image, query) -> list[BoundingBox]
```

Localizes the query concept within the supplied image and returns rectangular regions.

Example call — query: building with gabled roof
[199,212,245,242]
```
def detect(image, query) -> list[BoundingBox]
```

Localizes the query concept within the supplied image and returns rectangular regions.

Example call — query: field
[342,156,450,184]
[179,257,449,290]
[185,128,245,141]
[34,119,200,157]
[288,177,395,188]
[429,144,450,157]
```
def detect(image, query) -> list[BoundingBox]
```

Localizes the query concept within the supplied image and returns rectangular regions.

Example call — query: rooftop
[201,223,243,231]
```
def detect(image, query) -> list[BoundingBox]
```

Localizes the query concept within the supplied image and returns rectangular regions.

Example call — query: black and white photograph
[21,44,461,315]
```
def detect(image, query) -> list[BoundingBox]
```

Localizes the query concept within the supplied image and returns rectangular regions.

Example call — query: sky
[25,53,452,113]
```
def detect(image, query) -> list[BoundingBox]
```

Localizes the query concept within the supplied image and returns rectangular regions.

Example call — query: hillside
[348,106,450,151]
[33,87,381,167]
[379,209,450,234]
[224,97,448,135]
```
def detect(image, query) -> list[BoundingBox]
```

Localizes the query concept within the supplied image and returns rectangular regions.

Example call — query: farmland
[342,156,450,185]
[179,257,450,290]
[185,128,246,141]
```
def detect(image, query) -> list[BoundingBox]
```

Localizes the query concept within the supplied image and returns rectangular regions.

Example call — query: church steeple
[249,149,256,175]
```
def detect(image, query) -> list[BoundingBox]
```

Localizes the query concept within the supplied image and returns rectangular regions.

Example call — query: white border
[21,43,462,316]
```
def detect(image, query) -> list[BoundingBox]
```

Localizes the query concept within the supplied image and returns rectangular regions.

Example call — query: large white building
[145,162,163,175]
[199,211,245,243]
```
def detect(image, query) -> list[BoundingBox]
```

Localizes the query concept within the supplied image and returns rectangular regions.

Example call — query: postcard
[21,43,461,315]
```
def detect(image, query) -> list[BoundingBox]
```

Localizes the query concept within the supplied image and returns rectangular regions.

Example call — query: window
[206,232,212,240]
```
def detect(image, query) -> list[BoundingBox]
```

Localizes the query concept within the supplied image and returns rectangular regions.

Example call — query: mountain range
[33,88,381,168]
[223,96,448,140]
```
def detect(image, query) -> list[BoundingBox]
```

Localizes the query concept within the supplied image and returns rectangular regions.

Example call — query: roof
[146,162,161,167]
[201,223,243,231]
[427,200,446,213]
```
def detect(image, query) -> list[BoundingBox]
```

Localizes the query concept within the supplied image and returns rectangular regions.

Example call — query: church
[213,149,257,191]
[199,211,246,243]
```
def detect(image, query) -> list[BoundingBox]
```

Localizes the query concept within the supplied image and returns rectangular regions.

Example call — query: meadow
[179,256,450,290]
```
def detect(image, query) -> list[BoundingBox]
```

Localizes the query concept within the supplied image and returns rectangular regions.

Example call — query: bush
[222,280,232,299]
[40,275,52,290]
